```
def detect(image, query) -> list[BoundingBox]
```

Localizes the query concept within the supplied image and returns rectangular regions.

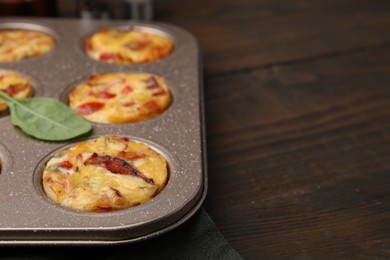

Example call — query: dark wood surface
[156,0,390,258]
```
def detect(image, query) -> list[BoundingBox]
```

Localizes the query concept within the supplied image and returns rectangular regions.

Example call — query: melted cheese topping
[85,29,174,64]
[42,136,169,212]
[0,29,55,62]
[69,73,171,124]
[0,69,33,111]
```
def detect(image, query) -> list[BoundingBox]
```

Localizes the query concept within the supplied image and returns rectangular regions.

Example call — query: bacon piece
[75,102,104,116]
[84,153,154,184]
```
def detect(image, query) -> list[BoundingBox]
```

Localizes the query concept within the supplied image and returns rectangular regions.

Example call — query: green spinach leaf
[0,91,92,141]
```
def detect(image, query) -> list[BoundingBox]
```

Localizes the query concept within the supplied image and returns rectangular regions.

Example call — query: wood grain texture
[201,47,390,258]
[157,0,390,258]
[157,0,390,75]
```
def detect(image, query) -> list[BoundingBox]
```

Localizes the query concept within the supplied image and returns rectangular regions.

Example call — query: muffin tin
[0,18,206,245]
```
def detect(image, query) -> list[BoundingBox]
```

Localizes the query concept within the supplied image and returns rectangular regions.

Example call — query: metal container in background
[125,0,154,20]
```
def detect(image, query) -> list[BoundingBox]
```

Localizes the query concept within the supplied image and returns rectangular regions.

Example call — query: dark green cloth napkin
[2,208,243,260]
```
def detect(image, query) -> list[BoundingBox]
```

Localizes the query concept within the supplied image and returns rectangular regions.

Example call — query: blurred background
[0,0,155,20]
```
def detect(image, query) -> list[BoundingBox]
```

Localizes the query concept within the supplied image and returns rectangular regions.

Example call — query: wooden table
[155,0,390,258]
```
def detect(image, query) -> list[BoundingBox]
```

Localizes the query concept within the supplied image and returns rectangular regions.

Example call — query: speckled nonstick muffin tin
[0,18,206,245]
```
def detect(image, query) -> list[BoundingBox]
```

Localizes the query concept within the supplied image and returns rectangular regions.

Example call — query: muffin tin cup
[0,18,206,245]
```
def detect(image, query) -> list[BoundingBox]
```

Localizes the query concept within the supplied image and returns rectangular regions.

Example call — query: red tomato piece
[99,53,117,61]
[121,86,133,94]
[143,100,161,113]
[59,161,73,170]
[76,102,104,116]
[76,153,83,160]
[97,91,116,99]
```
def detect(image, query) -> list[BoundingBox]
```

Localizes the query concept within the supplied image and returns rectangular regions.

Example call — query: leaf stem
[0,91,14,105]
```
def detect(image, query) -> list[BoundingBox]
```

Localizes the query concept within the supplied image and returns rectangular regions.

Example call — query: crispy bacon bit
[143,100,161,114]
[75,102,104,116]
[99,53,117,61]
[59,161,73,170]
[0,75,4,81]
[121,86,133,94]
[144,77,160,89]
[84,153,154,184]
[118,151,146,161]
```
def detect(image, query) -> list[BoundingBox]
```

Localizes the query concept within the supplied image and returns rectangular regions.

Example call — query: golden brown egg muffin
[0,69,33,111]
[68,73,171,124]
[42,135,169,212]
[85,28,173,64]
[0,29,55,62]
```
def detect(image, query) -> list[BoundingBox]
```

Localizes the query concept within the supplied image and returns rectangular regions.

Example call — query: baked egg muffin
[69,73,171,124]
[0,69,33,111]
[42,135,169,212]
[85,28,173,64]
[0,29,55,62]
